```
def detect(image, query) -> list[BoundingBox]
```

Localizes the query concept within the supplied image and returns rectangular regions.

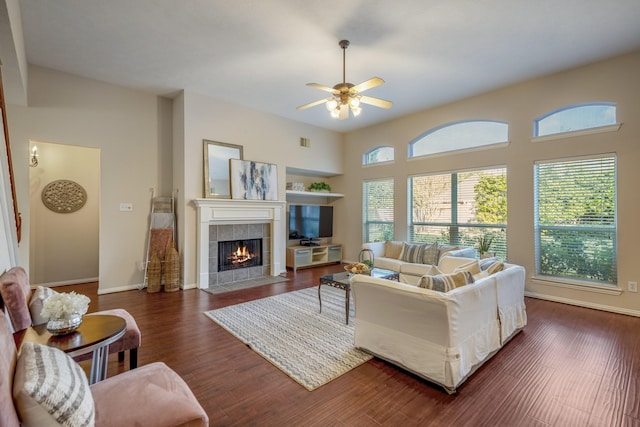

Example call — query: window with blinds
[363,178,394,242]
[534,155,617,285]
[408,167,507,259]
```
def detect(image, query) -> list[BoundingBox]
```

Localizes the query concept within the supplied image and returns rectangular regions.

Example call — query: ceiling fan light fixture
[351,106,362,117]
[349,96,360,109]
[330,108,340,118]
[326,98,338,111]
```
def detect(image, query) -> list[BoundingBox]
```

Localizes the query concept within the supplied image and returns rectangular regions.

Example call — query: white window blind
[534,155,617,285]
[409,167,507,258]
[363,178,394,242]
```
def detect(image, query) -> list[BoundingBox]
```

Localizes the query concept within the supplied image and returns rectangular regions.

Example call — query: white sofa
[350,257,526,393]
[362,241,477,285]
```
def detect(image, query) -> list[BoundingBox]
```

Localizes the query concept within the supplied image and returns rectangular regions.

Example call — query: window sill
[531,276,622,296]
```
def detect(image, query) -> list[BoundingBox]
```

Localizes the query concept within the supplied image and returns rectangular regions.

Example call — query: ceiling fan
[297,40,393,120]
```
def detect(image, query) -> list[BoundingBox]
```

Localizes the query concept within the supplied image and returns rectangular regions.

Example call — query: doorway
[29,141,100,286]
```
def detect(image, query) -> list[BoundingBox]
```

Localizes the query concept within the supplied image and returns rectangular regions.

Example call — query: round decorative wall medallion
[41,180,87,213]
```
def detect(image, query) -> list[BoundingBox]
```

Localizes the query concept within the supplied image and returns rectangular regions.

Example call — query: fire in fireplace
[218,238,262,272]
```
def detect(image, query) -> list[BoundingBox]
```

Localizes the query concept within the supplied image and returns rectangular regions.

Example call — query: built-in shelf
[285,190,344,200]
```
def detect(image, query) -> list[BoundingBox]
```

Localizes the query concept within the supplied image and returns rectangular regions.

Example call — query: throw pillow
[479,257,505,274]
[384,241,404,259]
[453,259,481,275]
[437,244,460,262]
[13,342,95,427]
[422,242,439,265]
[28,286,59,326]
[400,242,425,264]
[418,271,475,292]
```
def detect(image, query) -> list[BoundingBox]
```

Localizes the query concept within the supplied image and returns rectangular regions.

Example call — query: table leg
[89,345,110,384]
[318,282,323,313]
[345,288,350,325]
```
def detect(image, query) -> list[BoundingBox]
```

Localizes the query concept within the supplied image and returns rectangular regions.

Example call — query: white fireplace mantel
[193,198,287,289]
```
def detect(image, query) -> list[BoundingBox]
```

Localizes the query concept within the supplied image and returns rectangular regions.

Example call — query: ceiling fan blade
[360,95,393,109]
[297,97,332,110]
[350,77,385,94]
[338,106,349,120]
[306,83,339,94]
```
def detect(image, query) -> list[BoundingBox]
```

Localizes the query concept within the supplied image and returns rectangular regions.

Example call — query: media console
[286,244,342,272]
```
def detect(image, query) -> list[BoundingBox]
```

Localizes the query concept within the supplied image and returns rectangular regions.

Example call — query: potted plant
[307,182,331,192]
[477,233,495,259]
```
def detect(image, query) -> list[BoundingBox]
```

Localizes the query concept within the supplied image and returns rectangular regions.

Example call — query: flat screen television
[288,205,333,240]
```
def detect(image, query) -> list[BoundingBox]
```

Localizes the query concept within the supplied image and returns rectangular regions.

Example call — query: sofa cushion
[479,257,505,275]
[384,241,404,259]
[28,286,58,326]
[422,242,439,265]
[374,257,405,272]
[418,271,475,292]
[438,256,477,274]
[399,242,425,263]
[400,263,442,277]
[453,259,481,275]
[0,267,33,331]
[13,342,95,427]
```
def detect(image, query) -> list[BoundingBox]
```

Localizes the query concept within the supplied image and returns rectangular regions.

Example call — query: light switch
[119,203,133,212]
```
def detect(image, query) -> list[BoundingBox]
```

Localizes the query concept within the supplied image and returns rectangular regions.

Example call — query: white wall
[176,91,344,287]
[28,141,99,285]
[7,66,170,293]
[340,51,640,316]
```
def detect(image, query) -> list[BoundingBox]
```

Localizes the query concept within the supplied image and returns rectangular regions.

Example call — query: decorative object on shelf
[297,39,393,120]
[344,262,371,275]
[41,179,87,213]
[478,233,495,259]
[358,249,374,269]
[203,139,243,199]
[308,182,331,192]
[41,291,90,336]
[286,182,305,191]
[230,159,278,200]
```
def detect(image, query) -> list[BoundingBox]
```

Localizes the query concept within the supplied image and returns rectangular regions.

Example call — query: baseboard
[35,277,100,288]
[525,291,640,317]
[97,283,144,295]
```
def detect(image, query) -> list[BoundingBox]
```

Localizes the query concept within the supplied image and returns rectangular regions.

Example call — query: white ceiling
[10,0,640,132]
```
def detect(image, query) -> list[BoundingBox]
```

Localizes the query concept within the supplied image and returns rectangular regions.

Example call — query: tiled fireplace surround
[194,199,286,289]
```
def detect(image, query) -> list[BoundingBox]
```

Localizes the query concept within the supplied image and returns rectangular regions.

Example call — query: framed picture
[203,140,243,198]
[230,159,278,201]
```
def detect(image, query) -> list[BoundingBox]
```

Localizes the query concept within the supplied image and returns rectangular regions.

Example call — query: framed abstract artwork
[230,159,278,201]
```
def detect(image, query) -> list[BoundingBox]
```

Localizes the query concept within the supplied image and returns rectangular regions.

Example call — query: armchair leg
[118,351,125,363]
[130,348,138,369]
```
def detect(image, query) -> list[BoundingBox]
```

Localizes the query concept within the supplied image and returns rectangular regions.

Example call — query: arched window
[363,146,394,165]
[409,120,508,157]
[534,103,616,137]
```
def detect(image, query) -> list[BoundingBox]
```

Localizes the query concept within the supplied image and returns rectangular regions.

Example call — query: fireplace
[218,238,262,272]
[194,198,287,289]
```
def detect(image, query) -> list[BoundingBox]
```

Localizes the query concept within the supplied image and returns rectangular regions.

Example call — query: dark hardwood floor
[63,264,640,426]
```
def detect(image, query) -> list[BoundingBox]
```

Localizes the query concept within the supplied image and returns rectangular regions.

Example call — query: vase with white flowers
[41,291,91,336]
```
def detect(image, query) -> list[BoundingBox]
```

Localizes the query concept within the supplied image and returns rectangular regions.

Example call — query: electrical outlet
[119,203,133,212]
[628,281,638,293]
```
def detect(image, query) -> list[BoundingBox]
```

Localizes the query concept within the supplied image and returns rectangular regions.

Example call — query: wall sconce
[29,146,39,167]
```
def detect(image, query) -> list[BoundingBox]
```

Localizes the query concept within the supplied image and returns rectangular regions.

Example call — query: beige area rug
[204,286,372,391]
[202,275,289,294]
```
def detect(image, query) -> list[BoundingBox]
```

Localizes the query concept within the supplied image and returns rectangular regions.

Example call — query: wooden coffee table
[318,268,399,324]
[14,314,126,384]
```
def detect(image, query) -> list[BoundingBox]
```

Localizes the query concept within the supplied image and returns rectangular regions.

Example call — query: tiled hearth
[209,223,270,286]
[194,199,286,289]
